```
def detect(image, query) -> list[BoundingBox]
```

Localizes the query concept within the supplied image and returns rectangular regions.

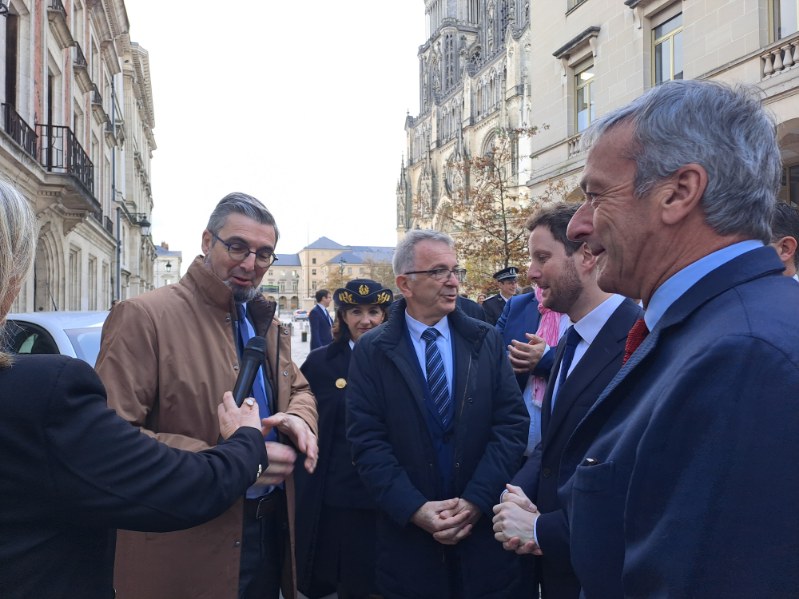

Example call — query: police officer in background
[482,266,519,325]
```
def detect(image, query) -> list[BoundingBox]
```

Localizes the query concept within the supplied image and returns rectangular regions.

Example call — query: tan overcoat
[95,256,317,599]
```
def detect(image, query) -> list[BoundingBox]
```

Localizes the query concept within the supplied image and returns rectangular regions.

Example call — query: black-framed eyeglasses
[211,233,277,268]
[403,267,466,282]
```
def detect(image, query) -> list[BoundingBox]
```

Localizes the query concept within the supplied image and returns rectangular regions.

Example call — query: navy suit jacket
[495,291,555,388]
[0,354,267,599]
[309,303,333,349]
[512,297,641,598]
[561,247,799,598]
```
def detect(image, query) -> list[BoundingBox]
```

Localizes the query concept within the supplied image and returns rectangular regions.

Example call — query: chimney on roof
[160,241,169,250]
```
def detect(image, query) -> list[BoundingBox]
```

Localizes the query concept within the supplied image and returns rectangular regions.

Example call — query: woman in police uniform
[295,279,393,599]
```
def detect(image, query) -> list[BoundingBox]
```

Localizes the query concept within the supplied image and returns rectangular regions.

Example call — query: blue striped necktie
[421,327,451,426]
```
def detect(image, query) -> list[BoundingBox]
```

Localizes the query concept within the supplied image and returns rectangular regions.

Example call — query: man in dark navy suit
[561,81,799,597]
[492,203,641,598]
[309,289,334,349]
[482,266,518,325]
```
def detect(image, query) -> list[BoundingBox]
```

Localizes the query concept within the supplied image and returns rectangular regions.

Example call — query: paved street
[283,317,313,367]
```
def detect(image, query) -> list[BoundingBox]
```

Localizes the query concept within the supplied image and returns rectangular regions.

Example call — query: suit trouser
[239,489,287,599]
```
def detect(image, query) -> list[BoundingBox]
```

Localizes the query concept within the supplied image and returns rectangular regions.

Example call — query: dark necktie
[236,303,274,438]
[623,318,649,364]
[553,325,581,412]
[421,327,451,426]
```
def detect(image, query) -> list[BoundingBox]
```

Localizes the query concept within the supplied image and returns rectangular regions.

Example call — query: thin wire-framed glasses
[403,267,466,282]
[211,233,277,268]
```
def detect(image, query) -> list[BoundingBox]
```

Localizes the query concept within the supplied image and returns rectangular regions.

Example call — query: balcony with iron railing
[35,123,94,194]
[46,0,74,49]
[1,103,38,160]
[72,42,93,93]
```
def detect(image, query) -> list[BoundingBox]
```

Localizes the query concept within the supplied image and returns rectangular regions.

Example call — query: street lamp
[130,213,151,236]
[338,257,346,277]
[165,261,172,273]
[0,1,9,16]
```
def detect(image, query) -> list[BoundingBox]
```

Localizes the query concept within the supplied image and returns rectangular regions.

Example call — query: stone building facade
[399,0,799,242]
[1,0,156,313]
[270,237,395,314]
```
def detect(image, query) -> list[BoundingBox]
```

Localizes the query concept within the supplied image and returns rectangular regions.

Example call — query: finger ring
[245,398,255,407]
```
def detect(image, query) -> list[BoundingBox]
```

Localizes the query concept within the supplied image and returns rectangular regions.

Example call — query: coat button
[233,540,241,548]
[542,468,551,478]
[282,370,289,376]
[233,364,240,372]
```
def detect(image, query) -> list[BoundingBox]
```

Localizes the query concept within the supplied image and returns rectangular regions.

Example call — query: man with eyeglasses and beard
[95,192,318,599]
[346,229,529,599]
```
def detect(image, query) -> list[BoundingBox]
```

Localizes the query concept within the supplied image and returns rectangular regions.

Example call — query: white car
[5,311,109,367]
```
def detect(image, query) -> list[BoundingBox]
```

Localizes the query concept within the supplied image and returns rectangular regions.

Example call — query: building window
[312,257,316,264]
[773,0,799,40]
[653,13,683,84]
[780,164,799,207]
[312,269,317,275]
[469,0,481,23]
[567,0,587,10]
[575,61,595,133]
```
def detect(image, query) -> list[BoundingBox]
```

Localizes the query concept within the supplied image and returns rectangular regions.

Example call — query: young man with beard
[95,192,319,599]
[492,202,641,598]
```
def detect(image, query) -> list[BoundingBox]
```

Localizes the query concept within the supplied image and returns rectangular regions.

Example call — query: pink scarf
[532,286,563,408]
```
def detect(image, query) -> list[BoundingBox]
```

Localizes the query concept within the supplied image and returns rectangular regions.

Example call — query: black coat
[0,354,268,599]
[296,339,377,597]
[346,299,529,598]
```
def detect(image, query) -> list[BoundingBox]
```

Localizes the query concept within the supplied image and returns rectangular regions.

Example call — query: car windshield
[64,327,104,366]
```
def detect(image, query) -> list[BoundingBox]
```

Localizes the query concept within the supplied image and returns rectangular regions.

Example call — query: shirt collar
[645,240,763,330]
[404,310,451,342]
[573,294,625,345]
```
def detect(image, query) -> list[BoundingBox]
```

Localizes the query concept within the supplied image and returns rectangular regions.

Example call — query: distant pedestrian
[482,266,519,325]
[309,288,334,349]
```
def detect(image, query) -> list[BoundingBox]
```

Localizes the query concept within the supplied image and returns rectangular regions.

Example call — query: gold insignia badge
[358,284,370,296]
[376,291,392,304]
[339,290,354,304]
[335,378,347,389]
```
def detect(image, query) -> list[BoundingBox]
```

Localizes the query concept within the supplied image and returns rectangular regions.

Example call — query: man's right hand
[508,333,546,374]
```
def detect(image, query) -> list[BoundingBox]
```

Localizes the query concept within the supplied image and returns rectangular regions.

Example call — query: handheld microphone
[233,336,266,407]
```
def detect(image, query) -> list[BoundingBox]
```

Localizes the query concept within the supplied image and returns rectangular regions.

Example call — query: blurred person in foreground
[96,192,318,599]
[346,229,529,598]
[0,179,269,599]
[295,279,393,599]
[563,79,799,596]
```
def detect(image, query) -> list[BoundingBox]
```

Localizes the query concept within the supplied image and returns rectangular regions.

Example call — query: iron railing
[48,0,66,13]
[35,124,94,193]
[73,42,87,68]
[1,103,38,160]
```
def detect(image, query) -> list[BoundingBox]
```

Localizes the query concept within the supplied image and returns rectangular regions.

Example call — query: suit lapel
[543,299,639,443]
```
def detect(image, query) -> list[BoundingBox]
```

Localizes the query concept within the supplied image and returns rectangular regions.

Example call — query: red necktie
[623,318,649,364]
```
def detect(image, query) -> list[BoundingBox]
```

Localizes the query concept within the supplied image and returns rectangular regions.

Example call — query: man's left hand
[261,412,318,473]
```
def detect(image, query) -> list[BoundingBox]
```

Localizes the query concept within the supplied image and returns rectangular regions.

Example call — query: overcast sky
[124,2,424,273]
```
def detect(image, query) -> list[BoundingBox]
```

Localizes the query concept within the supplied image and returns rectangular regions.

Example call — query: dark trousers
[239,490,287,599]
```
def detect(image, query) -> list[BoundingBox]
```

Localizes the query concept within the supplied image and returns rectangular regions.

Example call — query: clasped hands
[491,484,543,555]
[508,334,546,375]
[412,498,481,546]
